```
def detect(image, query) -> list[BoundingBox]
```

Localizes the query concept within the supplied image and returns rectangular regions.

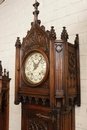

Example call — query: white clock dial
[24,52,47,84]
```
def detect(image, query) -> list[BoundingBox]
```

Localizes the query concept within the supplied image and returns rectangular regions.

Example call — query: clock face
[24,51,47,85]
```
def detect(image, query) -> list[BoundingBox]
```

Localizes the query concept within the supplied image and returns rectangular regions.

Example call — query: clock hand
[37,56,42,66]
[32,60,38,71]
[32,56,42,71]
[33,64,38,70]
[33,57,42,71]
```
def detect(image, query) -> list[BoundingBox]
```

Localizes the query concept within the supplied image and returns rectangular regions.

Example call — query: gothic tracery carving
[55,43,63,53]
[68,52,75,78]
[29,119,48,130]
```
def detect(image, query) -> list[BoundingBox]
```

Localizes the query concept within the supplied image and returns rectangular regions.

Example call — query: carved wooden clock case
[0,61,11,130]
[15,1,80,130]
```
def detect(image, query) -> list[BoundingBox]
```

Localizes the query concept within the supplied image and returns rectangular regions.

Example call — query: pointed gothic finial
[61,27,69,42]
[33,0,41,25]
[74,34,79,47]
[15,37,21,48]
[7,71,9,78]
[4,68,6,76]
[50,26,56,40]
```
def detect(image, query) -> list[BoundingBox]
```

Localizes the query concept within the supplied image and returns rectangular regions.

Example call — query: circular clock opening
[22,50,49,87]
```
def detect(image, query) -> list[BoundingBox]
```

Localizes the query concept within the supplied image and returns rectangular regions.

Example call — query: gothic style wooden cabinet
[15,1,80,130]
[0,61,11,130]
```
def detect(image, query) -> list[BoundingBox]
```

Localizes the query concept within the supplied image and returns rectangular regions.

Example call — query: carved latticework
[29,119,48,130]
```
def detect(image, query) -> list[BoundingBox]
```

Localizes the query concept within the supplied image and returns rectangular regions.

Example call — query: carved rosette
[55,43,63,53]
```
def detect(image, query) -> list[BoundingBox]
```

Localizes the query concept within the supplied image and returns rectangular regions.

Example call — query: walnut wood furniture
[0,61,11,130]
[15,1,80,130]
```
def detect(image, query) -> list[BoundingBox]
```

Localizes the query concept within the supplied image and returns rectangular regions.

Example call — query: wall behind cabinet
[0,0,87,130]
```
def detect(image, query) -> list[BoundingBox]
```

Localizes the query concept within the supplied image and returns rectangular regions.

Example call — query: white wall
[0,0,87,130]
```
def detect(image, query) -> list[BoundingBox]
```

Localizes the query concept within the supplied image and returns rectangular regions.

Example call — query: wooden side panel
[68,44,77,94]
[62,107,75,130]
